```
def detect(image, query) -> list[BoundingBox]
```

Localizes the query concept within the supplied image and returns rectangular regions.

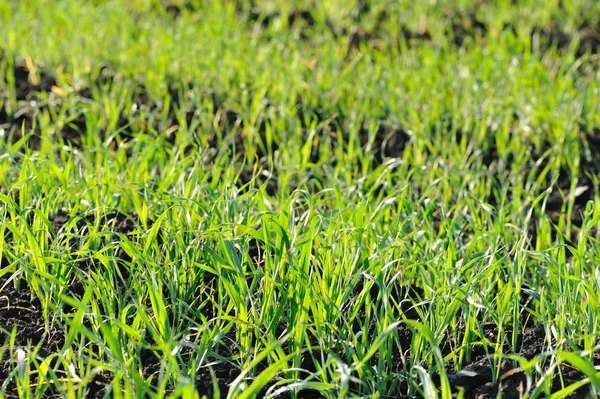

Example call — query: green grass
[0,0,599,398]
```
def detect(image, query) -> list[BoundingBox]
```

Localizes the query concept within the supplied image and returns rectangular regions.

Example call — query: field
[0,0,599,398]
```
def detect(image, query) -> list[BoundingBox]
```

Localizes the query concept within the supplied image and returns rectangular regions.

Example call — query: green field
[1,1,599,398]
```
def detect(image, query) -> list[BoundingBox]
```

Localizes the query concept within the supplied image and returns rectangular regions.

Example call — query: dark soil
[0,62,89,147]
[0,278,59,348]
[441,322,600,398]
[11,64,57,100]
[237,5,598,57]
[160,1,197,18]
[158,2,600,58]
[524,129,600,248]
[0,276,63,397]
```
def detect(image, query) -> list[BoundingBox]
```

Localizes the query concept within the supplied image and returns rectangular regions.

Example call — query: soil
[159,3,599,58]
[441,322,600,399]
[522,129,600,248]
[0,277,60,393]
[0,63,90,147]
